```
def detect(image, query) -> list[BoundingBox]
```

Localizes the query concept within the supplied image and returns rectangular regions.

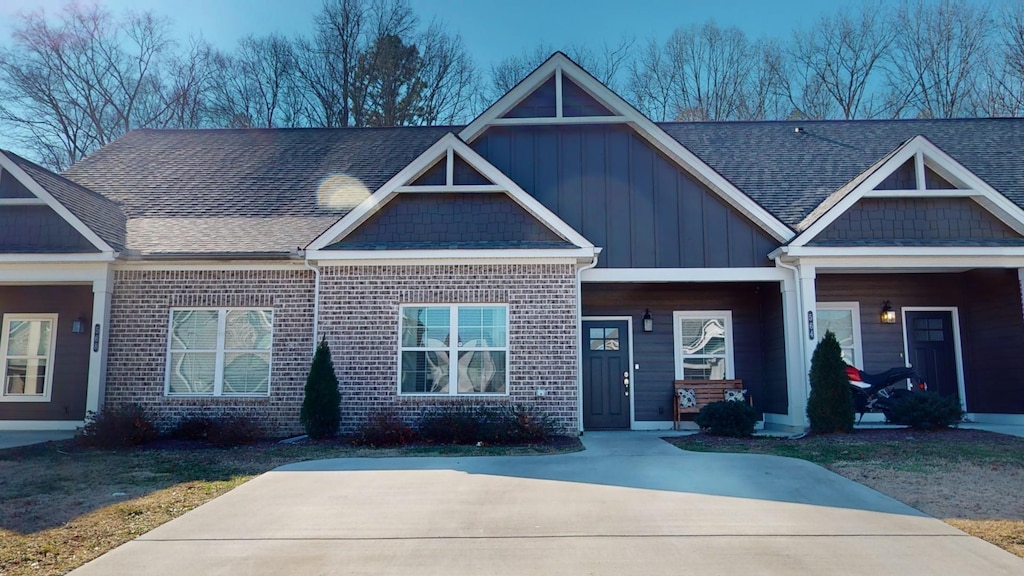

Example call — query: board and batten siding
[473,124,777,268]
[582,282,787,422]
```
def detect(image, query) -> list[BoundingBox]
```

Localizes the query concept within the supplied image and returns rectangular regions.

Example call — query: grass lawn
[0,438,581,576]
[666,428,1024,559]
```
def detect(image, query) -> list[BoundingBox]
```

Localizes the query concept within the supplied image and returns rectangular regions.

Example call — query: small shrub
[170,416,215,441]
[169,414,264,447]
[417,405,482,445]
[807,330,855,434]
[77,404,158,449]
[418,404,559,445]
[502,404,557,444]
[694,400,758,437]
[301,338,341,439]
[888,391,964,429]
[352,411,417,447]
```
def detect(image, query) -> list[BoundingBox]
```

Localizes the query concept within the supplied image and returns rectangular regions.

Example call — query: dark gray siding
[816,271,1024,414]
[813,198,1021,245]
[0,170,35,198]
[582,282,784,421]
[0,285,92,421]
[474,124,777,268]
[504,76,556,118]
[410,159,446,186]
[0,205,98,253]
[877,158,916,190]
[333,193,569,249]
[562,77,614,117]
[453,156,490,185]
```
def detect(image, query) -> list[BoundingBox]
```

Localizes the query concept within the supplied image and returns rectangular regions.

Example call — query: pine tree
[806,330,855,434]
[300,338,341,439]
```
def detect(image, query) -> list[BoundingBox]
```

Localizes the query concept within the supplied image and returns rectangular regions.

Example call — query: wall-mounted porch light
[880,301,896,324]
[642,309,653,332]
[71,315,88,334]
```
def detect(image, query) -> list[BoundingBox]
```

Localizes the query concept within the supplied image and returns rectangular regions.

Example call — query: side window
[673,311,733,380]
[166,308,273,396]
[816,302,863,367]
[0,314,57,402]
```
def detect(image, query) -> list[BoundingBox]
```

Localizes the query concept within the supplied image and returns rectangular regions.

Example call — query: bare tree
[417,23,478,125]
[887,0,993,118]
[628,37,682,121]
[977,1,1024,116]
[209,34,301,128]
[0,3,210,168]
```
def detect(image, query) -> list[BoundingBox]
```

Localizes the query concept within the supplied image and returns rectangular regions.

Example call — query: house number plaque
[807,311,814,340]
[93,324,101,352]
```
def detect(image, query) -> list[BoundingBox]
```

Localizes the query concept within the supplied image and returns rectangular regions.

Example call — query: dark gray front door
[582,320,630,430]
[905,311,959,401]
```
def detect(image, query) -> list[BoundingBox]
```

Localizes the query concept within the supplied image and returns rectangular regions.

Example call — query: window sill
[0,395,52,403]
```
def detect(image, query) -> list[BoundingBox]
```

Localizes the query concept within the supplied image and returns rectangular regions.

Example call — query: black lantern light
[642,309,653,332]
[71,315,88,334]
[880,301,896,324]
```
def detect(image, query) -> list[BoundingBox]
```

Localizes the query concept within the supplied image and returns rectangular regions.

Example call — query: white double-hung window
[399,304,508,395]
[816,302,863,367]
[0,314,58,402]
[673,311,734,380]
[166,309,273,396]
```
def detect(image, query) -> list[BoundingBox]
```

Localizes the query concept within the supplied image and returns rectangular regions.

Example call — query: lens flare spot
[317,174,371,209]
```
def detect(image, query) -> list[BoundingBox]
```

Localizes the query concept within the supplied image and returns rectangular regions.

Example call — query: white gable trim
[790,136,1024,247]
[306,133,594,251]
[0,153,114,253]
[458,52,794,243]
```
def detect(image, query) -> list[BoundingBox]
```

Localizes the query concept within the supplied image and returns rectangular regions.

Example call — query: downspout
[575,249,601,434]
[302,254,321,356]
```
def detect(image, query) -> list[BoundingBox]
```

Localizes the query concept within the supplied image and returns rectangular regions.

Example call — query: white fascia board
[0,253,115,263]
[308,247,597,263]
[113,260,307,271]
[0,152,114,253]
[0,261,110,283]
[581,267,789,283]
[792,253,1024,271]
[459,53,793,244]
[788,246,1024,257]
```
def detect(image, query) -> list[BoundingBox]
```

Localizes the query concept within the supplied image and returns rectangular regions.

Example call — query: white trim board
[309,249,595,264]
[0,153,115,253]
[582,267,789,283]
[901,306,968,413]
[791,135,1024,246]
[581,316,635,430]
[307,133,594,252]
[457,52,794,243]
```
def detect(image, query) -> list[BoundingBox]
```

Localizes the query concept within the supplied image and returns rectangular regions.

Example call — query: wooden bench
[673,379,748,430]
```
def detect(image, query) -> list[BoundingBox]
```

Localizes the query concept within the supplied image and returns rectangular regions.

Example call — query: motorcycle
[845,365,927,422]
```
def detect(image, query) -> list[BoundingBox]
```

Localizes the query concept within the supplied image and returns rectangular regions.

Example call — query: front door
[905,310,960,402]
[582,320,630,430]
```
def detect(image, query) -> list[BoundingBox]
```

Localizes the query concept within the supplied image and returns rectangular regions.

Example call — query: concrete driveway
[71,432,1024,575]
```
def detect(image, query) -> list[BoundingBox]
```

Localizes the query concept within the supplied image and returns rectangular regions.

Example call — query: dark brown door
[905,311,960,401]
[582,320,630,430]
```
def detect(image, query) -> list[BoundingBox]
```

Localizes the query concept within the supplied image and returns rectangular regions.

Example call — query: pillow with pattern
[677,388,697,408]
[724,389,747,403]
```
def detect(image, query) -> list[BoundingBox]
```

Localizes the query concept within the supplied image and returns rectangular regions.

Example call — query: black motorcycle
[846,365,927,422]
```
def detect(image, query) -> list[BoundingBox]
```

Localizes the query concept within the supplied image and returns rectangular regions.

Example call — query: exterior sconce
[880,301,896,324]
[642,309,653,332]
[71,315,88,334]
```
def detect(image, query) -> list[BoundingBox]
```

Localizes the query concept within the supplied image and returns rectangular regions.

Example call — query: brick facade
[319,263,579,434]
[105,269,315,436]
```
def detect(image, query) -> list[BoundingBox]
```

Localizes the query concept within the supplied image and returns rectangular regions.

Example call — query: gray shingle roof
[658,118,1024,229]
[62,127,454,255]
[4,150,126,251]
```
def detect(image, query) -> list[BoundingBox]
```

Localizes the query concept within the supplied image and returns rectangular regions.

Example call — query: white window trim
[397,303,510,397]
[672,311,735,380]
[816,301,864,368]
[0,313,58,403]
[164,308,273,397]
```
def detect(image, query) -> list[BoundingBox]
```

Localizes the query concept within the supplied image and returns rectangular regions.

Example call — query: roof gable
[791,135,1024,247]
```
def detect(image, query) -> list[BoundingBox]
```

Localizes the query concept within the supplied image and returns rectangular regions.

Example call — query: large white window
[816,302,863,367]
[166,309,273,396]
[0,314,57,402]
[673,311,734,380]
[399,304,508,395]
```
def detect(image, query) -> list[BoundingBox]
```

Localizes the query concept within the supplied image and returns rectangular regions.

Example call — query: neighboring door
[905,310,960,401]
[582,320,630,430]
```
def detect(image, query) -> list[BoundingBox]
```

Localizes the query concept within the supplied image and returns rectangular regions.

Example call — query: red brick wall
[319,263,579,434]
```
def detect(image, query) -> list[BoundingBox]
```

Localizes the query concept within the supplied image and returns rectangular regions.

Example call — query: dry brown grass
[668,428,1024,558]
[0,438,581,576]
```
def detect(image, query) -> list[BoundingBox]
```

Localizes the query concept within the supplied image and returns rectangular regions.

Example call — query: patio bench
[673,379,748,430]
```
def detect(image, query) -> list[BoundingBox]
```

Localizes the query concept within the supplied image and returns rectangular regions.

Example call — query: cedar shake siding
[0,205,98,253]
[582,282,785,422]
[319,263,578,433]
[472,124,777,268]
[0,285,92,420]
[105,269,315,436]
[812,197,1023,245]
[816,271,1024,414]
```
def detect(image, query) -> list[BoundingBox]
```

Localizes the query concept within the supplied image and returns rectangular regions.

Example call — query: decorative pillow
[724,389,747,403]
[677,388,697,408]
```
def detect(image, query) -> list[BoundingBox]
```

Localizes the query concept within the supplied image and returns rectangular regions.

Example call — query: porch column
[795,264,818,426]
[85,267,113,415]
[1018,269,1024,324]
[780,274,807,429]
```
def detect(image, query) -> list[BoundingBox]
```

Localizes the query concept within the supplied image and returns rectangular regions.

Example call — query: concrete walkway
[69,431,1024,576]
[0,430,74,450]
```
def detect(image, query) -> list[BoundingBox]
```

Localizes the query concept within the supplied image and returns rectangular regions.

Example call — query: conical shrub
[300,338,341,439]
[806,330,854,434]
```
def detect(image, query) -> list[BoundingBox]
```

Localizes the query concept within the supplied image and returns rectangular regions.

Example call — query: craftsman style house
[3,53,1024,434]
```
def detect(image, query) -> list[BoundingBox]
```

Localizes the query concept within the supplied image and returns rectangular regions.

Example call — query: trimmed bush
[171,415,263,447]
[76,404,158,449]
[807,330,855,434]
[417,405,481,445]
[301,338,341,439]
[416,404,558,445]
[888,391,964,429]
[694,400,758,437]
[352,411,418,447]
[501,404,557,444]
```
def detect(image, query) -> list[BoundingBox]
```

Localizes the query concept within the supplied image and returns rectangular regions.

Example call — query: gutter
[301,253,321,357]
